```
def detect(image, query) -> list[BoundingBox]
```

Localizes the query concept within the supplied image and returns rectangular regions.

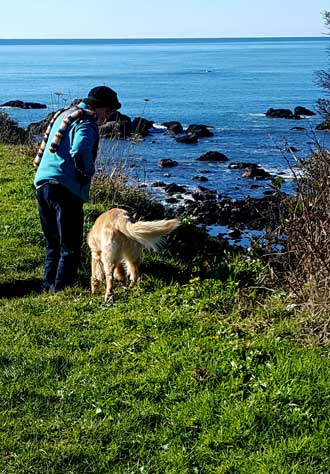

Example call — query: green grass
[0,145,329,473]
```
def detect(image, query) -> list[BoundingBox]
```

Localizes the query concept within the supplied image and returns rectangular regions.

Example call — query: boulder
[165,183,187,194]
[131,117,154,137]
[294,106,316,116]
[228,228,242,240]
[151,181,167,187]
[242,165,272,180]
[175,134,198,144]
[159,159,178,168]
[0,100,47,109]
[290,126,306,131]
[186,124,214,137]
[197,151,229,162]
[162,121,183,134]
[316,120,330,131]
[266,108,300,119]
[192,186,217,202]
[192,175,209,182]
[99,112,132,139]
[229,162,257,170]
[284,146,299,152]
[166,197,179,204]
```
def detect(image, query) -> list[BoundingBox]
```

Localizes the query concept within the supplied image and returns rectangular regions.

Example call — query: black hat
[84,86,121,110]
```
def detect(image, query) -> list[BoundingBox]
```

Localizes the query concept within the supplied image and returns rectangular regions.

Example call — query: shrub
[89,173,165,220]
[272,148,330,343]
[0,111,32,145]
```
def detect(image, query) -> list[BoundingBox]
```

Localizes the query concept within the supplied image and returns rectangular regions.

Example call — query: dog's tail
[122,218,181,251]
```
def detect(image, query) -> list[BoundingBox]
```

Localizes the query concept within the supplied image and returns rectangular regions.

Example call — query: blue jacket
[34,102,99,202]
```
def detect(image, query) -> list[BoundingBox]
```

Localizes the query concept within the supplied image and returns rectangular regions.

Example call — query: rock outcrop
[185,124,214,138]
[197,151,229,162]
[0,100,47,109]
[162,121,184,134]
[159,159,178,168]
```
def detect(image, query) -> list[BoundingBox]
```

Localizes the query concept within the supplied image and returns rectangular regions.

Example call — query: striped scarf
[33,106,96,167]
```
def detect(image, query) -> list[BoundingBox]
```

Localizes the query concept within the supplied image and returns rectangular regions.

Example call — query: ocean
[1,37,330,201]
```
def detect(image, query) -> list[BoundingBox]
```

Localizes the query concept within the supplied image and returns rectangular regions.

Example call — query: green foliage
[90,173,165,220]
[226,253,267,288]
[270,176,284,193]
[0,285,329,473]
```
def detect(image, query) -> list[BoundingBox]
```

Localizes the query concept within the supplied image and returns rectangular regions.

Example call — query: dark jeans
[36,183,84,291]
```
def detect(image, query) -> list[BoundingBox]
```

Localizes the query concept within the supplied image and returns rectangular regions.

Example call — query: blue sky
[1,0,329,39]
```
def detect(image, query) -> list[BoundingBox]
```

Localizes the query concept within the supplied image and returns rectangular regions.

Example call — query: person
[34,85,121,292]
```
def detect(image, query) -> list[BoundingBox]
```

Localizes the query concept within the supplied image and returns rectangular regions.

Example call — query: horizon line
[0,35,327,41]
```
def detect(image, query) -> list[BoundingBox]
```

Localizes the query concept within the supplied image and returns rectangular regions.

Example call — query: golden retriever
[87,208,180,301]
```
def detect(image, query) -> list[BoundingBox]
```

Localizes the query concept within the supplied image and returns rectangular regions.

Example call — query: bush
[315,11,330,123]
[0,111,32,145]
[272,148,330,343]
[89,173,165,220]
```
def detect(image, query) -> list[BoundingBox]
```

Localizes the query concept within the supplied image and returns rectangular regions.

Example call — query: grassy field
[0,145,329,474]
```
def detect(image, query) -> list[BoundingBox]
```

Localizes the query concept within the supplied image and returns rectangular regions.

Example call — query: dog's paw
[91,278,102,294]
[104,294,115,303]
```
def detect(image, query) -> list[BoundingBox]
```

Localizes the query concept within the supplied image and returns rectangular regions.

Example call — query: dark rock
[191,185,217,203]
[193,175,209,182]
[131,117,154,137]
[179,193,284,230]
[28,110,133,139]
[228,162,257,170]
[159,159,178,168]
[1,100,47,109]
[228,228,242,240]
[316,120,330,131]
[197,185,216,194]
[99,112,132,139]
[184,198,195,205]
[165,183,187,194]
[197,151,229,162]
[242,165,272,180]
[166,197,179,204]
[290,126,306,131]
[294,106,316,116]
[186,124,214,137]
[192,192,207,201]
[130,133,145,142]
[266,108,300,119]
[284,146,299,152]
[175,134,198,144]
[151,181,167,187]
[162,121,183,134]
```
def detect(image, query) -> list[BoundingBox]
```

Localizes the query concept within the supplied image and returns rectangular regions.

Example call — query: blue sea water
[1,37,330,201]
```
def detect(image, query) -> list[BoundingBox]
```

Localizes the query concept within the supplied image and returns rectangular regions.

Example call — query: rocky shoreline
[0,100,324,243]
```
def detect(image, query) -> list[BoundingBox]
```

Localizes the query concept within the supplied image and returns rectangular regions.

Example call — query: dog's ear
[131,212,138,222]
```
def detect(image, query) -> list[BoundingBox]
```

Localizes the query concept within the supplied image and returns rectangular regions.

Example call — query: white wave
[152,123,167,130]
